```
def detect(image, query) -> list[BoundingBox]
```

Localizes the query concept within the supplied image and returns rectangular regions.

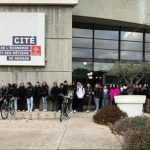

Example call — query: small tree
[109,62,150,87]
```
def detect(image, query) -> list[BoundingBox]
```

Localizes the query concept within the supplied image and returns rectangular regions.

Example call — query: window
[121,51,142,61]
[121,41,142,51]
[95,39,118,50]
[73,48,92,58]
[94,30,119,60]
[121,31,143,61]
[73,28,92,38]
[145,33,150,61]
[95,30,118,40]
[94,63,114,71]
[121,31,143,41]
[95,49,118,60]
[73,61,93,71]
[72,38,92,48]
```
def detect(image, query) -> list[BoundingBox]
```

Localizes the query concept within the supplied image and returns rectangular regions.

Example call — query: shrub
[110,117,130,135]
[111,116,150,135]
[93,105,127,125]
[124,126,150,150]
[111,116,150,150]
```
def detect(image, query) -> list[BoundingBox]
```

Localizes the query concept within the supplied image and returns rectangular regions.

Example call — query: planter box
[115,95,146,117]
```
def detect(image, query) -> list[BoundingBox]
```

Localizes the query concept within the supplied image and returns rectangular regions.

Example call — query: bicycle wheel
[60,104,64,122]
[10,101,15,115]
[64,103,69,118]
[1,103,9,119]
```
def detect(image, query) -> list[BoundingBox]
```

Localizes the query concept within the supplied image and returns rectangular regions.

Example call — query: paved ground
[0,112,122,150]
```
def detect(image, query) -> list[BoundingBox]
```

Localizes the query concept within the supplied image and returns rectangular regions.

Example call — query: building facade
[0,0,149,85]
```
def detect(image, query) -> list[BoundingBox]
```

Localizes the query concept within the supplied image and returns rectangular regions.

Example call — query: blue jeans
[27,97,33,112]
[94,97,99,110]
[10,97,18,111]
[42,97,47,110]
[103,98,108,107]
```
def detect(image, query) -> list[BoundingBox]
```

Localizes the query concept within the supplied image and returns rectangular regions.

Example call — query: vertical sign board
[0,13,45,66]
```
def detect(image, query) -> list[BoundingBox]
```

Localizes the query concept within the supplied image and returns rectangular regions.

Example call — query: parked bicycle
[60,94,70,122]
[0,96,15,119]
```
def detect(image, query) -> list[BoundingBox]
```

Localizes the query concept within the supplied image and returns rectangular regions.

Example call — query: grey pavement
[0,112,122,150]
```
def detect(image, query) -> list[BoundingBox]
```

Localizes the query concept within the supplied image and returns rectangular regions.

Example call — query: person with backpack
[41,82,49,111]
[26,82,34,112]
[76,82,85,112]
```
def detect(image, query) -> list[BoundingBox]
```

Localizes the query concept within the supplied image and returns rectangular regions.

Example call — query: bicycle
[1,96,15,119]
[60,94,70,122]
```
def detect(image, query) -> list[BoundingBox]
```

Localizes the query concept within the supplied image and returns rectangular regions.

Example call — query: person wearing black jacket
[18,82,26,111]
[94,83,101,112]
[34,82,41,111]
[11,83,19,112]
[133,85,142,95]
[41,82,49,111]
[26,82,34,112]
[58,83,66,111]
[0,86,7,108]
[1,85,7,97]
[63,80,69,95]
[50,82,59,111]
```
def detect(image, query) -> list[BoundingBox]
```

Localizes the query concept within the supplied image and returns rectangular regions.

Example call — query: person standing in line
[94,83,101,112]
[6,83,12,102]
[50,82,59,111]
[26,82,34,112]
[18,82,26,111]
[84,83,93,113]
[109,84,116,105]
[63,80,69,95]
[11,83,19,112]
[133,84,142,95]
[76,82,85,112]
[34,82,41,111]
[72,82,78,113]
[102,85,109,107]
[0,85,7,108]
[58,83,66,111]
[67,84,75,113]
[41,82,49,111]
[110,84,121,105]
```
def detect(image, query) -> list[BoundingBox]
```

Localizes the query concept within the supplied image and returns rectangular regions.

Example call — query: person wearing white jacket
[76,82,85,112]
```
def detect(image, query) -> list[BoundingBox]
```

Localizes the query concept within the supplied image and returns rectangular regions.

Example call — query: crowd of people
[0,81,150,113]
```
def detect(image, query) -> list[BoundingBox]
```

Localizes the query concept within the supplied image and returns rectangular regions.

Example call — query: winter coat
[50,86,59,98]
[133,88,142,95]
[102,89,109,100]
[63,85,68,95]
[94,87,101,99]
[1,88,7,97]
[26,86,34,98]
[58,87,66,96]
[41,86,49,97]
[34,86,41,98]
[76,86,85,99]
[11,87,19,97]
[85,87,93,96]
[109,88,121,101]
[18,86,26,98]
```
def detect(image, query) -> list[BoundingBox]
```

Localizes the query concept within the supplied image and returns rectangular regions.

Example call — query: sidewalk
[0,112,122,150]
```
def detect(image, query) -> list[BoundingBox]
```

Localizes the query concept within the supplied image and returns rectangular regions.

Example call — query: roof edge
[0,0,78,6]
